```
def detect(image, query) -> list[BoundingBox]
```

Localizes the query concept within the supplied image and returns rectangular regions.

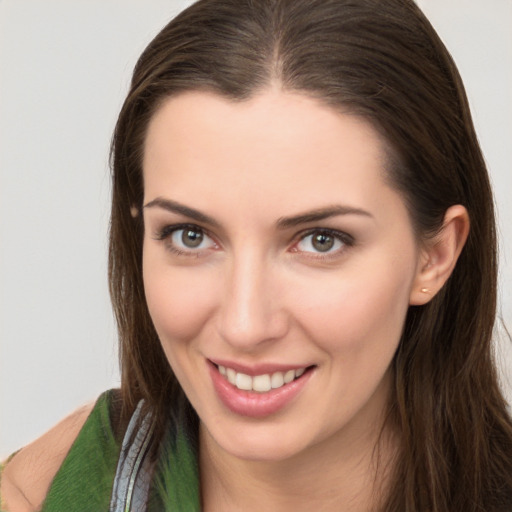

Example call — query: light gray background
[1,0,511,458]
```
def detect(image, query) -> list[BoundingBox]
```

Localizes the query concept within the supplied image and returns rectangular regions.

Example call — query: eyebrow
[276,205,373,229]
[143,197,373,229]
[143,197,221,228]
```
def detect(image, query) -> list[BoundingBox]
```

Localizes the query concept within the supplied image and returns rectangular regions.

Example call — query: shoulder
[0,402,94,512]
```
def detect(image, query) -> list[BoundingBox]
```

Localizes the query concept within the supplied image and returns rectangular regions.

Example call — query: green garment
[34,390,199,511]
[41,390,121,511]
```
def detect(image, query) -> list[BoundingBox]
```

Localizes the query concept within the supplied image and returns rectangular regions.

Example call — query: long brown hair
[109,0,512,509]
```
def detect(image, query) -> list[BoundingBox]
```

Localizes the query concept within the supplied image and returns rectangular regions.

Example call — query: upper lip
[208,358,313,376]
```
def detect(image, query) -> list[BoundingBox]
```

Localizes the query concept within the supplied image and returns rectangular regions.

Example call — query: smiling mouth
[215,364,313,393]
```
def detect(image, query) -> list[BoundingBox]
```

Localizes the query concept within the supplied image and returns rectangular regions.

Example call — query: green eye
[154,224,217,255]
[181,228,204,248]
[311,232,335,252]
[296,229,350,254]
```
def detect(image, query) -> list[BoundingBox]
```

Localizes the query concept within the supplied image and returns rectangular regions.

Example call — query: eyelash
[153,223,217,257]
[153,224,354,260]
[292,228,355,260]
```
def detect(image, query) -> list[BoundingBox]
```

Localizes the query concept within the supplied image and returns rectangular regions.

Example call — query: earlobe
[409,205,470,305]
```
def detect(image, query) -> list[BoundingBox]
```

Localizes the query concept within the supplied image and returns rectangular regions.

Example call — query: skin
[1,88,468,511]
[0,403,93,511]
[142,88,469,511]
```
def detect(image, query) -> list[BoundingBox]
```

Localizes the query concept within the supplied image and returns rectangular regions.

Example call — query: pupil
[182,229,203,248]
[312,233,334,252]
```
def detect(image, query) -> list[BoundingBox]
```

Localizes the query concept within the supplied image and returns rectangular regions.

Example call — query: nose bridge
[218,246,286,349]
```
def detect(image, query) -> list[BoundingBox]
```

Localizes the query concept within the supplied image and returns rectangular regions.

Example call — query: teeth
[226,367,236,385]
[253,374,272,392]
[235,373,253,391]
[284,370,295,384]
[217,365,308,393]
[270,372,284,389]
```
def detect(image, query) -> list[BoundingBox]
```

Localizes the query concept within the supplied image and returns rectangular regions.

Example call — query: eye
[155,224,217,255]
[294,229,352,255]
[173,227,207,249]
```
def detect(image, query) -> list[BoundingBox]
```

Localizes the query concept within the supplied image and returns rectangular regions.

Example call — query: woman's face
[142,89,424,462]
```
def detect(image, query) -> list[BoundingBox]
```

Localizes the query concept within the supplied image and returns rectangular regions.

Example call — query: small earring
[420,287,429,293]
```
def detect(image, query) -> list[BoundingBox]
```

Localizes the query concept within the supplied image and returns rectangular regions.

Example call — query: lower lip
[208,362,314,418]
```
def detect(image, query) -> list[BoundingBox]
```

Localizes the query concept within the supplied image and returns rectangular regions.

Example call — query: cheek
[290,257,414,359]
[142,250,217,343]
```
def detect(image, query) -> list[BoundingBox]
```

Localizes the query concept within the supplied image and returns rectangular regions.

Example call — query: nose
[216,250,289,351]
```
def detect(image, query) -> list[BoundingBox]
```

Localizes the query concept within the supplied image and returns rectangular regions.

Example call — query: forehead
[142,89,399,222]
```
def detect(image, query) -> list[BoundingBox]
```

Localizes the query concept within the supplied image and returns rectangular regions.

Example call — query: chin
[201,415,326,463]
[219,432,307,462]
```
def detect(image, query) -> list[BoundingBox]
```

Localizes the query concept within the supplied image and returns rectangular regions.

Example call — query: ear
[409,205,470,305]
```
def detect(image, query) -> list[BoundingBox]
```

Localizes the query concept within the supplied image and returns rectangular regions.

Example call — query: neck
[199,410,397,512]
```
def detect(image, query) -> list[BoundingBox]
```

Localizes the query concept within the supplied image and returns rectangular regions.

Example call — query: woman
[2,0,512,510]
